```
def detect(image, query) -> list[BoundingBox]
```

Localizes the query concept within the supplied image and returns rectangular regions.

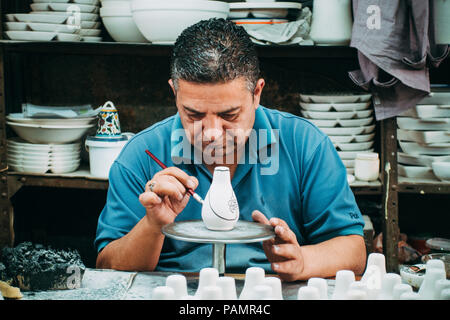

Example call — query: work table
[19,268,339,300]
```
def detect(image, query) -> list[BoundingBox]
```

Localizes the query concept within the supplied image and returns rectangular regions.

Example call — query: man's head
[169,18,265,165]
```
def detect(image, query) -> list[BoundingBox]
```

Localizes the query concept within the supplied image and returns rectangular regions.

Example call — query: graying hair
[170,18,260,93]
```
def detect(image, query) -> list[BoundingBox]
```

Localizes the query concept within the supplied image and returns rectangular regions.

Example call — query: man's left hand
[252,210,304,282]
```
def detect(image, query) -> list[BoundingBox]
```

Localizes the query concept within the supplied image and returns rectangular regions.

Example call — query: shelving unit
[0,1,448,273]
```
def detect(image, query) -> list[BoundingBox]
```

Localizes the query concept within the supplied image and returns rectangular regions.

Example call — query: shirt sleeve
[300,136,365,244]
[94,161,148,253]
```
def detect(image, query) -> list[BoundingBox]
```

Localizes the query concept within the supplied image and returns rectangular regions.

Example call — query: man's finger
[270,218,297,243]
[139,191,162,208]
[153,167,198,190]
[252,210,270,225]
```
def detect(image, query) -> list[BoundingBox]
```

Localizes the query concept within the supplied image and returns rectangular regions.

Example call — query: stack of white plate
[4,0,101,42]
[228,2,302,19]
[7,137,81,174]
[6,112,96,144]
[299,93,375,174]
[397,91,450,181]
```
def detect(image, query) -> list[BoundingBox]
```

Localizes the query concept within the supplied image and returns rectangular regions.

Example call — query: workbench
[19,268,338,300]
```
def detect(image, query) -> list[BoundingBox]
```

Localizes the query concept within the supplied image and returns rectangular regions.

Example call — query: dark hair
[170,18,260,92]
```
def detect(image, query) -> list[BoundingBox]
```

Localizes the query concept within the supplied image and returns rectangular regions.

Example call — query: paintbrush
[145,149,204,204]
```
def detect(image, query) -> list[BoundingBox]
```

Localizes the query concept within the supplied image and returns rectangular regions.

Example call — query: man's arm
[96,167,199,271]
[252,210,366,282]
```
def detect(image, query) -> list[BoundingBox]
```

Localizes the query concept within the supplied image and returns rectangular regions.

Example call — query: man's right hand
[139,167,199,228]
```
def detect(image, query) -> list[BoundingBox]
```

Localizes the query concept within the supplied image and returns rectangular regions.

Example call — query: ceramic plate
[328,133,375,143]
[397,152,450,167]
[5,31,57,41]
[310,117,373,128]
[299,93,372,103]
[299,101,371,112]
[26,22,79,33]
[301,109,373,120]
[397,117,450,131]
[81,36,102,42]
[399,141,450,155]
[30,11,99,21]
[399,105,450,118]
[4,22,29,31]
[7,113,96,125]
[335,141,374,151]
[7,13,69,24]
[56,33,81,41]
[397,129,450,144]
[229,2,302,19]
[337,149,375,160]
[398,164,437,180]
[419,91,450,105]
[31,3,99,13]
[79,28,101,36]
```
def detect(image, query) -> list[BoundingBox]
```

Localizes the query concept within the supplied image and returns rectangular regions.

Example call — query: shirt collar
[170,105,277,164]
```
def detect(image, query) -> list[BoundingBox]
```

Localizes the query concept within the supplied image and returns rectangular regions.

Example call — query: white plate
[33,0,99,3]
[419,91,450,105]
[30,11,99,21]
[229,2,301,19]
[338,149,375,160]
[300,93,372,104]
[399,141,450,155]
[7,121,95,144]
[398,152,450,167]
[8,163,49,174]
[4,22,29,31]
[398,164,437,179]
[328,133,375,143]
[301,110,373,120]
[5,30,56,41]
[79,28,101,36]
[399,105,450,118]
[6,13,69,24]
[397,117,450,131]
[320,125,375,136]
[8,156,49,166]
[6,113,98,126]
[299,101,371,112]
[335,141,374,151]
[310,117,373,128]
[81,21,100,28]
[397,129,450,144]
[31,3,99,13]
[82,36,102,42]
[342,159,355,168]
[26,22,79,33]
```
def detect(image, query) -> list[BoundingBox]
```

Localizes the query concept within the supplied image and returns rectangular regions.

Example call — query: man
[95,18,366,281]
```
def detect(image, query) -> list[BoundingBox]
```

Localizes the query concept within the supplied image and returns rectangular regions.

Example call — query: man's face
[169,77,265,165]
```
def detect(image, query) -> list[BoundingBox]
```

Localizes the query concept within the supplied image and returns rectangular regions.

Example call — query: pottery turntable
[161,220,275,275]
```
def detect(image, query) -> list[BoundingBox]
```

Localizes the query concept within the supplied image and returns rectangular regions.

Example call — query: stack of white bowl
[130,0,230,45]
[4,0,102,42]
[7,137,81,174]
[99,0,147,43]
[397,90,450,182]
[299,93,375,175]
[6,112,96,145]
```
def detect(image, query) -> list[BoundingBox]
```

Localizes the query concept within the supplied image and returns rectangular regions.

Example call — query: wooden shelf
[5,167,380,195]
[398,177,450,194]
[0,40,357,59]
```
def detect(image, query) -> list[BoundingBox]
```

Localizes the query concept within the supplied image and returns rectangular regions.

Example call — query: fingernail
[273,263,279,271]
[186,179,195,189]
[273,245,280,253]
[178,193,183,200]
[276,226,284,234]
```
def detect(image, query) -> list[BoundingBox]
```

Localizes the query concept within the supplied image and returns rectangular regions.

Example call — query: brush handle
[145,149,203,204]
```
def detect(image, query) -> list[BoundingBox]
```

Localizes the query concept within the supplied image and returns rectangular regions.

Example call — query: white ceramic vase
[202,166,239,231]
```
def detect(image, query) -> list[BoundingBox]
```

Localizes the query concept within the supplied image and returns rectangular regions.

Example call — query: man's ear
[253,78,265,109]
[168,79,176,97]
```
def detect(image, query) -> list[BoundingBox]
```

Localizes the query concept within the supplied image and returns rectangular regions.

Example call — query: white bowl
[398,152,450,168]
[50,162,81,174]
[431,162,450,181]
[7,152,50,162]
[309,117,373,128]
[8,156,49,166]
[335,141,374,151]
[100,15,147,42]
[31,3,100,14]
[399,141,450,156]
[301,109,373,120]
[7,121,95,144]
[398,164,437,180]
[299,93,372,103]
[130,0,230,44]
[79,28,101,36]
[397,117,450,131]
[299,101,371,112]
[328,133,375,143]
[8,162,49,174]
[101,0,131,8]
[7,113,97,126]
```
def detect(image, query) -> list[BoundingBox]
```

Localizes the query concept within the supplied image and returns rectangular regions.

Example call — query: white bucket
[85,133,134,179]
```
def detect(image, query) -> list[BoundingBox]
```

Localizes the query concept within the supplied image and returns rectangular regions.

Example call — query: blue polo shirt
[94,106,364,273]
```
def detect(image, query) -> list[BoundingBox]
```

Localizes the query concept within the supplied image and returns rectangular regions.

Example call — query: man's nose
[202,117,223,142]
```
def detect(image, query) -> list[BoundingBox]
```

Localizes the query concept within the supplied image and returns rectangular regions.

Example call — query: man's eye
[188,113,204,120]
[221,113,238,121]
